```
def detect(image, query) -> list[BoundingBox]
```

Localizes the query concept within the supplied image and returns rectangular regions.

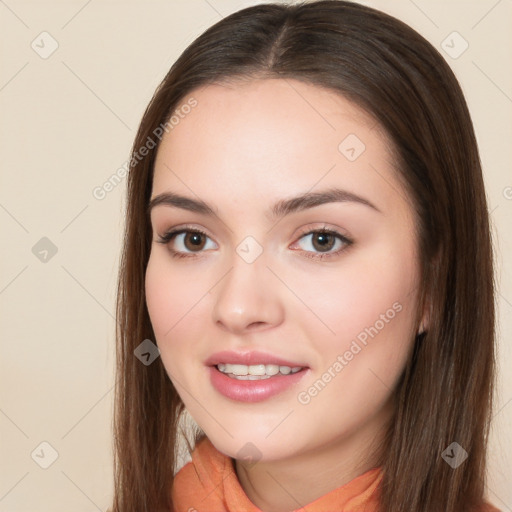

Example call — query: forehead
[151,78,408,217]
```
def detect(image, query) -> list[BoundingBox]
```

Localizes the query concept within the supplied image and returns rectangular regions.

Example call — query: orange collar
[172,437,382,512]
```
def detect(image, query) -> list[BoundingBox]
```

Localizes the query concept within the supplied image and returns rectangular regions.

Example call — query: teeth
[216,363,304,377]
[227,374,271,380]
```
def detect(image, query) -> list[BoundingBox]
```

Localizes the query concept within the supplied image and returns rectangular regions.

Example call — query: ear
[418,248,440,336]
[418,299,431,335]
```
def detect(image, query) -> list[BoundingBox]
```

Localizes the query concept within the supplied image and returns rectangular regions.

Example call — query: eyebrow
[147,187,381,220]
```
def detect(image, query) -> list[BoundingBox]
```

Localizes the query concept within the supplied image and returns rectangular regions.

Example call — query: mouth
[206,351,310,402]
[216,363,305,380]
[205,349,308,369]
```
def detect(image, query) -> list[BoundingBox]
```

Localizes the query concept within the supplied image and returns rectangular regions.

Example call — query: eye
[291,227,352,260]
[156,227,217,258]
[156,225,352,261]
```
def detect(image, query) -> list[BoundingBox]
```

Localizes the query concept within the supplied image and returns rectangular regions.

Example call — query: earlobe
[418,248,441,336]
[418,303,430,336]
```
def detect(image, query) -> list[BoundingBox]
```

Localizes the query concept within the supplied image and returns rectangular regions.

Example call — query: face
[145,78,423,464]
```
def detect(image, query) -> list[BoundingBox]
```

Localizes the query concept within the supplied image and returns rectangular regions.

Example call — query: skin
[145,78,426,512]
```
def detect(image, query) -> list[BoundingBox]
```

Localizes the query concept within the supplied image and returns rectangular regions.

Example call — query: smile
[209,365,309,402]
[217,363,304,379]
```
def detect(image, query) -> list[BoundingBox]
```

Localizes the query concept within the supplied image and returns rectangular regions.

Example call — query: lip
[208,365,309,402]
[204,350,307,368]
[205,350,310,403]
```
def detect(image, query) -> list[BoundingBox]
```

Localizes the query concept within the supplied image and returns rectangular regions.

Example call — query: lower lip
[208,366,309,403]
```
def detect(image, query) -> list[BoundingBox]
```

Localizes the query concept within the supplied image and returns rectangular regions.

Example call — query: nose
[212,255,285,335]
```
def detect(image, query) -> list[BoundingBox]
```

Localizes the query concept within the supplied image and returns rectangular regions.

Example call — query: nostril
[248,321,265,328]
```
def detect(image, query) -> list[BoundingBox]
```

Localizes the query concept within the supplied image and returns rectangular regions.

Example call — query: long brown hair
[111,1,496,510]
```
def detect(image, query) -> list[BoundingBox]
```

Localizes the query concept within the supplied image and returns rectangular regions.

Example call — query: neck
[234,401,392,512]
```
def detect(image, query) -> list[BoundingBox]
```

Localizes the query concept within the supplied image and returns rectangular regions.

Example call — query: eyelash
[156,225,353,261]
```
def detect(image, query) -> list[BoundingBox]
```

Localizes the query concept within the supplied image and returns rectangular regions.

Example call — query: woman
[111,1,499,511]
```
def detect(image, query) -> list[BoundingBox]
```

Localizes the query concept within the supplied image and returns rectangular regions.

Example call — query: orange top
[171,436,500,512]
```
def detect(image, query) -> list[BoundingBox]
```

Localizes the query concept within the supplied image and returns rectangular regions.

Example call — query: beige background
[0,0,510,510]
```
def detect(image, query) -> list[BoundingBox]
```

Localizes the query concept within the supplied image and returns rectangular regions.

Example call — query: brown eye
[292,229,352,260]
[183,232,206,251]
[157,228,217,257]
[311,232,336,252]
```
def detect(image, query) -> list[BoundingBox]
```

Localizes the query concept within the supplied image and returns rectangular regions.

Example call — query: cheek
[331,270,415,346]
[145,252,206,343]
[145,253,214,393]
[287,245,418,368]
[290,254,418,438]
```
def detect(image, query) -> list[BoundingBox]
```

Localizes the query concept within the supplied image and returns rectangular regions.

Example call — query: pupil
[313,232,334,252]
[186,233,204,250]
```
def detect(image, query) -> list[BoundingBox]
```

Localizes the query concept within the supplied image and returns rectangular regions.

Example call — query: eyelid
[156,223,353,260]
[289,224,353,260]
[293,223,352,241]
[156,224,216,246]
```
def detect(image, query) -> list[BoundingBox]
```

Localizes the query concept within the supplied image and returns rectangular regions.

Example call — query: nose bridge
[212,249,283,333]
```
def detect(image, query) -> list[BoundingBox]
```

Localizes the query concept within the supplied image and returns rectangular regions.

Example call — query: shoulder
[481,502,502,512]
[172,436,235,510]
[175,435,229,478]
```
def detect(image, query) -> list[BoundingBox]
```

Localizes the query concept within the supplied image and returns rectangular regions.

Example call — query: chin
[198,420,306,463]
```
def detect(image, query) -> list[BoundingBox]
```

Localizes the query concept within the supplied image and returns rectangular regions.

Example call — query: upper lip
[205,350,308,368]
